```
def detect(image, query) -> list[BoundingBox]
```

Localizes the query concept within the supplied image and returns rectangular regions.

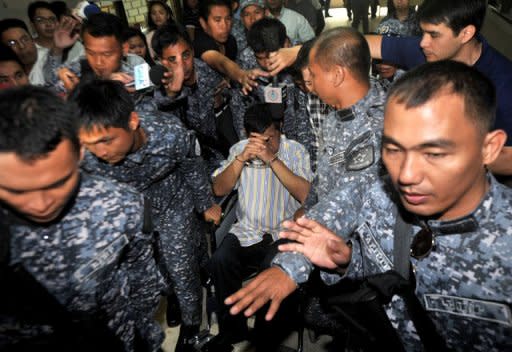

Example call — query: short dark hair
[28,1,56,22]
[387,60,496,134]
[50,1,70,19]
[247,18,287,54]
[290,38,315,81]
[0,86,80,160]
[81,13,125,44]
[152,22,192,58]
[199,0,232,20]
[147,0,174,31]
[0,42,24,67]
[312,27,371,84]
[69,79,134,131]
[244,103,277,134]
[0,19,30,39]
[417,0,486,35]
[122,27,155,65]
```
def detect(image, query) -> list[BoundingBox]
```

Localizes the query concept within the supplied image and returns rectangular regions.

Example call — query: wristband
[235,155,245,163]
[267,154,278,166]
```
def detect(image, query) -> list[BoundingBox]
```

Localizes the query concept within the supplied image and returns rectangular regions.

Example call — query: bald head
[311,27,371,84]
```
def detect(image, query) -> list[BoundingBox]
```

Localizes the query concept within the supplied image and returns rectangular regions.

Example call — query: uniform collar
[334,78,387,122]
[422,174,500,235]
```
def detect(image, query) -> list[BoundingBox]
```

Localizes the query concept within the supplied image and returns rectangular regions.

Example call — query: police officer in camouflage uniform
[0,86,164,351]
[299,28,387,209]
[229,61,512,351]
[44,13,146,98]
[232,18,315,161]
[144,23,237,173]
[232,0,266,61]
[71,80,221,352]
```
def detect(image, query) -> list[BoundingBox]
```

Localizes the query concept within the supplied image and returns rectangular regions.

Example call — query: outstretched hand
[279,217,352,270]
[225,267,297,321]
[53,16,80,50]
[239,68,269,95]
[267,47,300,76]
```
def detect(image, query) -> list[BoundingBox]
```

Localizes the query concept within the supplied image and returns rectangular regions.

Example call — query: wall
[482,8,512,60]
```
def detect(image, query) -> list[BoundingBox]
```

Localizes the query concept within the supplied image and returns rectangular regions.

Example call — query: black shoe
[166,293,182,327]
[201,334,234,352]
[325,12,332,17]
[176,325,200,352]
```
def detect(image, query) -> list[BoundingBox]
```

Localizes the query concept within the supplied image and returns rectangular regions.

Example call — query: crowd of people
[1,0,512,351]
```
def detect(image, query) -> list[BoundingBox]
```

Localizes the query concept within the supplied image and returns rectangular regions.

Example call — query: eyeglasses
[410,227,435,260]
[6,36,32,49]
[34,16,57,25]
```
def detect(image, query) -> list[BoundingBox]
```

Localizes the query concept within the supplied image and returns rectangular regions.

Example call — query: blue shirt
[381,35,512,145]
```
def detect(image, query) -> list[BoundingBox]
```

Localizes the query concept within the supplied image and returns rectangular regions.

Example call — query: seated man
[0,43,29,89]
[233,18,315,161]
[45,12,145,95]
[71,79,220,352]
[208,103,312,350]
[227,61,512,351]
[0,86,164,351]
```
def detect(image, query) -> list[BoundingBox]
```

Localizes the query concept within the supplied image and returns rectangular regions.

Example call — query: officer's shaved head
[311,27,371,84]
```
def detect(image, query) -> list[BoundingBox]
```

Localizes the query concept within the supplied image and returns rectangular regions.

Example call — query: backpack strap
[392,208,450,351]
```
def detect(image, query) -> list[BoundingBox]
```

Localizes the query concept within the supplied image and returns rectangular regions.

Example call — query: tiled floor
[160,6,390,351]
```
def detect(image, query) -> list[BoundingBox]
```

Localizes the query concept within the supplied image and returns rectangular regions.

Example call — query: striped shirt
[213,136,313,247]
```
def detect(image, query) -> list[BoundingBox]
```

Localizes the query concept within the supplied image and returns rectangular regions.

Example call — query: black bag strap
[142,197,154,234]
[393,208,450,352]
[393,207,412,281]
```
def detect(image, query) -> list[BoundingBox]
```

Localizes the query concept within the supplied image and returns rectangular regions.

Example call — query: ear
[199,17,208,32]
[284,37,291,48]
[78,144,85,163]
[128,112,140,131]
[332,65,345,87]
[459,24,476,44]
[122,42,129,55]
[482,129,507,166]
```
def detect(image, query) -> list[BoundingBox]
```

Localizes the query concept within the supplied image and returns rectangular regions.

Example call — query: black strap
[393,209,450,351]
[142,197,154,234]
[393,207,412,281]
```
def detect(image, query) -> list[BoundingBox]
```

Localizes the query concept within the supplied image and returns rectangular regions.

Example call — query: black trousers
[207,233,299,349]
[352,0,370,33]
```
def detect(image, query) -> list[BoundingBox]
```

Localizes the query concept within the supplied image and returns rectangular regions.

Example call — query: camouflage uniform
[376,7,422,37]
[44,53,147,99]
[81,112,215,327]
[138,59,229,174]
[305,78,387,208]
[3,173,165,351]
[274,174,512,351]
[231,18,248,60]
[231,48,315,163]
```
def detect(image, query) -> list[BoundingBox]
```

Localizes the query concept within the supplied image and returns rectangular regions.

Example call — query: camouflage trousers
[155,208,208,326]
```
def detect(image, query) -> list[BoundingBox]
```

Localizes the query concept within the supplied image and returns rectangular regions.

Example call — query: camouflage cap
[240,0,265,12]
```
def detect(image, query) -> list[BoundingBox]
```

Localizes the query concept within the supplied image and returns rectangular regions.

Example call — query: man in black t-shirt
[195,0,268,94]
